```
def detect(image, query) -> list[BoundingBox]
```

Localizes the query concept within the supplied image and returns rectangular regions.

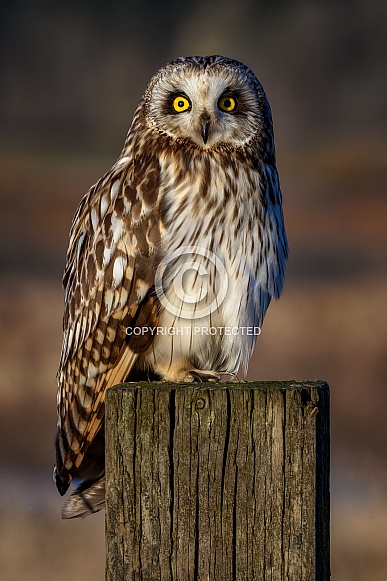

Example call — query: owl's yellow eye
[218,96,236,112]
[172,96,191,113]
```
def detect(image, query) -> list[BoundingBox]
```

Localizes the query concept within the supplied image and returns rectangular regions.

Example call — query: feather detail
[55,155,161,495]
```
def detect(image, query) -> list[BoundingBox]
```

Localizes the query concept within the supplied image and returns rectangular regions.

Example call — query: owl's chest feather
[146,156,265,377]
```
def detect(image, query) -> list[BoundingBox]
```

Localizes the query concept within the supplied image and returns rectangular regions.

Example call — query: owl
[54,55,288,518]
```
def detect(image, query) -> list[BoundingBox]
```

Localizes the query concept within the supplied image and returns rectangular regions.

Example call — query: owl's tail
[61,475,105,519]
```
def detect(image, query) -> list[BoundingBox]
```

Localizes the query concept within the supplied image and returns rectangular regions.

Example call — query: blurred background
[1,0,386,578]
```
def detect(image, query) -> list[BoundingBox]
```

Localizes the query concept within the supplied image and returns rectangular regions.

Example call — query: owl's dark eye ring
[172,96,191,113]
[218,96,237,112]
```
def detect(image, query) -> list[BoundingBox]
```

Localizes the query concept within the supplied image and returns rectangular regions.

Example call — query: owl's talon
[187,369,223,383]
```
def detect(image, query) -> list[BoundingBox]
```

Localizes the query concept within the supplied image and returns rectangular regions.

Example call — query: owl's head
[143,55,273,151]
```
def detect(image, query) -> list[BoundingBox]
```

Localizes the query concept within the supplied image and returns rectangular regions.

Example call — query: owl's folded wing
[54,153,162,495]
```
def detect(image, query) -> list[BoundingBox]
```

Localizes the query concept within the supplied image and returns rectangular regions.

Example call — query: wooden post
[105,381,330,581]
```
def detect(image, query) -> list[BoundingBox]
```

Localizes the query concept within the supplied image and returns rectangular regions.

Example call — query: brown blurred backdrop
[1,1,386,579]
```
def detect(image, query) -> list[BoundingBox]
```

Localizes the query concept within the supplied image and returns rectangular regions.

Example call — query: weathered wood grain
[105,381,330,581]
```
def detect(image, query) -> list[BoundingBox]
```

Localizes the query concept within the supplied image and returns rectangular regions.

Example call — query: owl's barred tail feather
[61,476,105,519]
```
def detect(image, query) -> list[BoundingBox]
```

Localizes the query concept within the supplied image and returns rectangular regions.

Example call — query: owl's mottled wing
[55,153,161,495]
[259,161,288,301]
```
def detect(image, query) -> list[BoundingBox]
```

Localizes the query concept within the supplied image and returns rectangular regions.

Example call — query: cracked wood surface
[105,381,330,581]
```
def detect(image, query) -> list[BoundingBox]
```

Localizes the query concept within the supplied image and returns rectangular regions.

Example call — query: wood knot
[195,398,206,410]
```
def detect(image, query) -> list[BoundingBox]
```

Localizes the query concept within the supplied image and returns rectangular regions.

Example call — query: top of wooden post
[108,379,329,392]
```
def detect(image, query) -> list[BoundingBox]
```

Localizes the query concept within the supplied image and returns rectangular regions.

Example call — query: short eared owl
[54,55,288,518]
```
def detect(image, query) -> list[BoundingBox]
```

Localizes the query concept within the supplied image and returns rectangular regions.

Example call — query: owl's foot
[186,369,237,382]
[188,369,221,382]
[158,366,237,383]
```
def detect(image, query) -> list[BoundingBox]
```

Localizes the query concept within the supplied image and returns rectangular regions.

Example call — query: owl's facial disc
[147,66,261,149]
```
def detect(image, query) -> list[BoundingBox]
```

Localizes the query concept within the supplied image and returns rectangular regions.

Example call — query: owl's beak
[200,113,211,144]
